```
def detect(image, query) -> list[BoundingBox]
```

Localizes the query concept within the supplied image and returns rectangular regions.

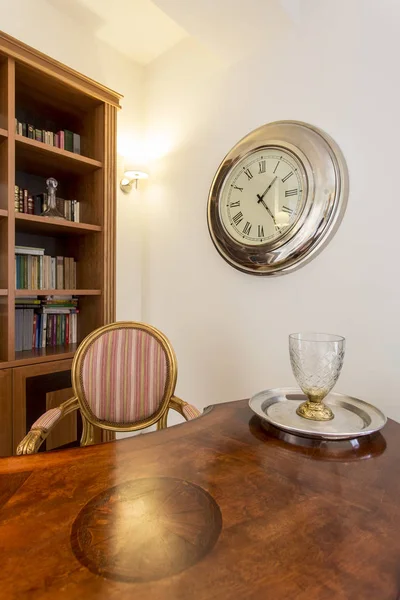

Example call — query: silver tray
[249,387,387,440]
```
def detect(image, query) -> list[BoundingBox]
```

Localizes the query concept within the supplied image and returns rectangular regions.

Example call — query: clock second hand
[257,197,282,233]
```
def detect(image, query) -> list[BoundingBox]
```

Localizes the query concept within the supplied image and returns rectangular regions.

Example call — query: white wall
[0,0,144,320]
[144,0,400,422]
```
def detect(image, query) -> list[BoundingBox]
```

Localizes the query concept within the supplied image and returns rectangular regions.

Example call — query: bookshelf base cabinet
[11,359,111,455]
[0,31,119,454]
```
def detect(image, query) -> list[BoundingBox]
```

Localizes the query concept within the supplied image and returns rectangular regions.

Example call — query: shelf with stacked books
[15,213,102,235]
[15,135,102,177]
[15,295,80,354]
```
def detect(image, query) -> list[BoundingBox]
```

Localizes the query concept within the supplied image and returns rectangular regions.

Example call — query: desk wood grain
[0,400,399,599]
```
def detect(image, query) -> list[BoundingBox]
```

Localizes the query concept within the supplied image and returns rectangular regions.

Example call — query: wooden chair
[17,322,201,455]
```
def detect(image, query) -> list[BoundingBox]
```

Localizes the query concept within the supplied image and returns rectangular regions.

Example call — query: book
[14,185,19,212]
[34,195,42,216]
[15,246,45,256]
[56,256,64,290]
[22,309,34,351]
[27,195,34,215]
[64,130,74,152]
[73,133,80,154]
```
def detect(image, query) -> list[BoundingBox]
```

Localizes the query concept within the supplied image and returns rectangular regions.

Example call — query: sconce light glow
[120,170,149,194]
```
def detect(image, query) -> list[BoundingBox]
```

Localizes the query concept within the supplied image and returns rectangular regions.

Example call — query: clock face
[219,147,305,246]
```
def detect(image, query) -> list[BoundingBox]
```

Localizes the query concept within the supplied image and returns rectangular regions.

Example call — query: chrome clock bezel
[207,120,349,276]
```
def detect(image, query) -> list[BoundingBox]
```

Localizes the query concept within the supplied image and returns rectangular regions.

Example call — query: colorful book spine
[64,130,73,152]
[14,185,19,212]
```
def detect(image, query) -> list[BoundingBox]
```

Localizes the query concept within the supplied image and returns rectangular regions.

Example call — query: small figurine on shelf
[40,177,65,219]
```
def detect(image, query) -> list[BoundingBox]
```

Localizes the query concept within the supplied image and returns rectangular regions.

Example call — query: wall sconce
[120,169,149,194]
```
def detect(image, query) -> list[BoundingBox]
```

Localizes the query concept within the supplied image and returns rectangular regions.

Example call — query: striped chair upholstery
[79,327,169,424]
[182,403,201,420]
[32,407,62,432]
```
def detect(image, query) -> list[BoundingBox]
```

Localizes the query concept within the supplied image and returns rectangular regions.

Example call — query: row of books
[15,246,77,290]
[15,120,81,154]
[14,187,80,222]
[15,297,79,351]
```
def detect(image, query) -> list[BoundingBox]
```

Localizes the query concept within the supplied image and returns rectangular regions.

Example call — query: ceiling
[48,0,303,65]
[47,0,188,65]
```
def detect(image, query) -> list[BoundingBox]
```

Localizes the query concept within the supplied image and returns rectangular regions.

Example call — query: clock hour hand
[257,196,282,233]
[257,176,277,203]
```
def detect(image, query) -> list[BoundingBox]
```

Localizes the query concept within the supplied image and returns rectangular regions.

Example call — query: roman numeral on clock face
[258,160,266,174]
[232,185,243,192]
[282,171,293,183]
[232,211,244,226]
[258,225,264,238]
[285,189,298,197]
[243,168,253,180]
[243,221,252,235]
[230,201,240,208]
[282,205,293,215]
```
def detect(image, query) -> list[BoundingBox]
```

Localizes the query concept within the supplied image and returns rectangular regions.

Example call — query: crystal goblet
[289,332,345,421]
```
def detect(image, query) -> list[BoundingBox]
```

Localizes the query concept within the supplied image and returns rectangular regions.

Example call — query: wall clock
[207,120,349,275]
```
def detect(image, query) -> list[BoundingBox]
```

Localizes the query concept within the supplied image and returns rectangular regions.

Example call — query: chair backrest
[72,322,177,431]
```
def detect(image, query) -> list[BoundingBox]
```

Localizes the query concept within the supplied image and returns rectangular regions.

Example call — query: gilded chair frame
[17,321,199,455]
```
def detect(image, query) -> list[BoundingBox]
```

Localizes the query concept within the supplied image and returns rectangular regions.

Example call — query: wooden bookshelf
[0,31,121,455]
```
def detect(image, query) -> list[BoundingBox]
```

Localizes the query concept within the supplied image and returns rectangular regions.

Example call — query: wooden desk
[1,400,399,599]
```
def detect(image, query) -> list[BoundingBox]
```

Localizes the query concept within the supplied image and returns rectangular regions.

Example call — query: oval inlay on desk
[71,477,222,582]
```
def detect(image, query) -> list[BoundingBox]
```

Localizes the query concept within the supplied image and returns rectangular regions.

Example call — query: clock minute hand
[257,196,282,233]
[257,176,277,203]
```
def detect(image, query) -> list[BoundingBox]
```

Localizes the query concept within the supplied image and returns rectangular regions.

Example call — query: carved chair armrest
[16,397,80,455]
[169,396,202,420]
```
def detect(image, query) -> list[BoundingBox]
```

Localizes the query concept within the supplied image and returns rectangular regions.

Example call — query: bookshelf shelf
[15,289,101,296]
[0,127,7,139]
[15,135,103,177]
[13,344,78,367]
[0,290,7,296]
[0,209,7,218]
[15,213,102,235]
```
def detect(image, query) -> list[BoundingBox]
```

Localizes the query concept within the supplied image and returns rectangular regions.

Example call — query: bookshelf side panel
[0,57,7,130]
[7,58,15,359]
[103,104,116,325]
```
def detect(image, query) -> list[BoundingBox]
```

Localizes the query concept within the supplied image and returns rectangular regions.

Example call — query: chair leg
[81,417,95,446]
[157,410,169,430]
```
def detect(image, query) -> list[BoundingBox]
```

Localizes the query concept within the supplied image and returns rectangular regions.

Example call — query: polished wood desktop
[1,399,399,599]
